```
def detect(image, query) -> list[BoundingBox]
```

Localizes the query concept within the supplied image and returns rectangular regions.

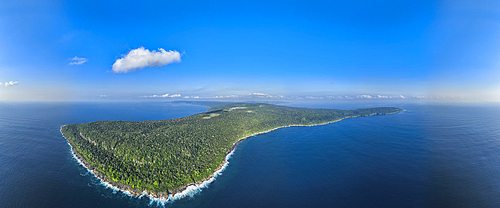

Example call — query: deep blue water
[1,101,500,207]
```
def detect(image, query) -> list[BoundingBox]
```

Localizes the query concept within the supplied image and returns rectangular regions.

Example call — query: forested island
[61,102,402,199]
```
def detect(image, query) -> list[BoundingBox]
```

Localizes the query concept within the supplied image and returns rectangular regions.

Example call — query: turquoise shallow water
[1,101,499,207]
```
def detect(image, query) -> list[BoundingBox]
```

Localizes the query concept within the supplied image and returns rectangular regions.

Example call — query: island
[61,102,402,200]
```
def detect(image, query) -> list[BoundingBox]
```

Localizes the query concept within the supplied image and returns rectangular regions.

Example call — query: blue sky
[1,0,499,102]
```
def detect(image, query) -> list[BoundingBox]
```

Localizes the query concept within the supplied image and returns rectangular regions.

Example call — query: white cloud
[247,93,286,99]
[112,47,181,73]
[305,96,324,99]
[357,95,373,99]
[249,93,268,96]
[142,93,182,98]
[138,93,475,101]
[1,81,18,87]
[180,93,287,99]
[307,94,413,100]
[142,93,430,100]
[69,56,88,65]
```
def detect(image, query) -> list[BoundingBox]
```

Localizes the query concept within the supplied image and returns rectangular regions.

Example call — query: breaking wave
[63,126,236,206]
[149,148,236,206]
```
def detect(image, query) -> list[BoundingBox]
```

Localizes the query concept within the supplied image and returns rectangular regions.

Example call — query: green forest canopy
[61,102,402,194]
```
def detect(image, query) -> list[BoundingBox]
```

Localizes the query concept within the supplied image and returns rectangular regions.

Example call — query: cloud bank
[69,56,88,65]
[112,47,181,73]
[140,92,469,101]
[179,93,442,100]
[1,81,18,87]
[142,93,182,98]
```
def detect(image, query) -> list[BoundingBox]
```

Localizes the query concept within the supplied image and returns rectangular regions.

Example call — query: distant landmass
[61,102,402,199]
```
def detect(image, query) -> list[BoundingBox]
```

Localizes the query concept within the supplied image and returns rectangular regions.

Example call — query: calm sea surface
[1,101,499,207]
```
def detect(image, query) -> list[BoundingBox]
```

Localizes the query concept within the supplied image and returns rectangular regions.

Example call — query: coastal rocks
[63,128,231,202]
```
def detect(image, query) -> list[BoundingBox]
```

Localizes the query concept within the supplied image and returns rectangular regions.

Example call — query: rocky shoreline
[60,110,402,201]
[61,127,235,201]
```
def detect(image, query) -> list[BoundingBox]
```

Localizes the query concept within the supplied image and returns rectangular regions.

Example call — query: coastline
[60,110,402,203]
[61,126,236,203]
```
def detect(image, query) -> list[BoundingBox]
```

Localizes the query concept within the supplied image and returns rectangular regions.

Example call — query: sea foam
[62,128,143,199]
[149,148,236,205]
[63,126,236,205]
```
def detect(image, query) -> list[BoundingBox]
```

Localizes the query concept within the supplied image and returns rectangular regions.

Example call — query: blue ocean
[1,101,500,207]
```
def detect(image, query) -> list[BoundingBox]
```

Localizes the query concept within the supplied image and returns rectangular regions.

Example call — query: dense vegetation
[61,103,402,195]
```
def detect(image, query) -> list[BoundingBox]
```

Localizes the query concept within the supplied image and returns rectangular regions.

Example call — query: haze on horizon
[1,0,499,103]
